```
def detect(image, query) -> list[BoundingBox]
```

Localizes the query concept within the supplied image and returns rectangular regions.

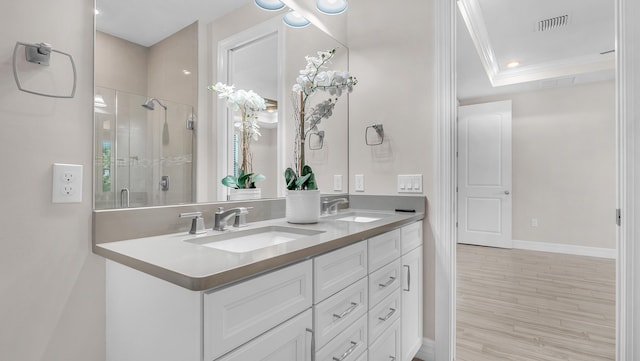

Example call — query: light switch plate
[52,163,83,203]
[397,174,423,193]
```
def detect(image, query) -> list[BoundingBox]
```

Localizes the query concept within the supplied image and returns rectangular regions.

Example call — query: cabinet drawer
[203,260,312,361]
[316,314,367,361]
[368,288,401,345]
[314,241,367,303]
[369,258,401,307]
[314,277,367,349]
[368,318,400,361]
[401,221,422,254]
[368,229,401,272]
[216,309,312,361]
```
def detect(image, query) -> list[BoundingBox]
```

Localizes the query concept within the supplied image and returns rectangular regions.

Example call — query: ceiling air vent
[537,14,569,32]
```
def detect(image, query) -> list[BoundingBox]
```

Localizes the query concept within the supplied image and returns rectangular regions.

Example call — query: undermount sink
[185,226,324,253]
[330,211,389,223]
[335,215,382,223]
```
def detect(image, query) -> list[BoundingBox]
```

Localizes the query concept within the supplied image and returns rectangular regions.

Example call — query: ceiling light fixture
[316,0,348,15]
[506,61,521,68]
[283,11,310,28]
[254,0,286,11]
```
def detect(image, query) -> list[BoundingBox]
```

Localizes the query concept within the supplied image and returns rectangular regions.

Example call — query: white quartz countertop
[94,209,424,291]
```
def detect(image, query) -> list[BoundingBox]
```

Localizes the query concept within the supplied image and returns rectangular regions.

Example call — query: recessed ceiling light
[283,11,310,28]
[316,0,348,15]
[506,61,521,68]
[182,69,191,75]
[95,9,100,15]
[255,0,286,11]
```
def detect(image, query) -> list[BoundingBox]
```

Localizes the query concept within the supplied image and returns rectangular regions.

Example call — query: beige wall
[0,0,104,360]
[460,81,616,249]
[95,31,149,95]
[147,22,198,106]
[347,0,437,340]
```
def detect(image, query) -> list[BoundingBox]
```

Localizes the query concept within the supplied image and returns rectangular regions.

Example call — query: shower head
[142,98,167,111]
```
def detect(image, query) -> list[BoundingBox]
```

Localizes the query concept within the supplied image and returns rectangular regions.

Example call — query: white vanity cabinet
[105,219,423,361]
[401,222,424,361]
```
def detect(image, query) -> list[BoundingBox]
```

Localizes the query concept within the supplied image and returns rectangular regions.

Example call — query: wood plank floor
[456,244,615,361]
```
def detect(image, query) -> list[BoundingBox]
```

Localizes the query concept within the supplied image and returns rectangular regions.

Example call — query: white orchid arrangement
[209,82,267,189]
[285,48,357,190]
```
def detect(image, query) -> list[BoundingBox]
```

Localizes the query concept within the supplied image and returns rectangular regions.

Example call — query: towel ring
[12,41,77,99]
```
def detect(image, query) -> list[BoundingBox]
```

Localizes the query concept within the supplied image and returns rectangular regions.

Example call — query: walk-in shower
[94,87,194,209]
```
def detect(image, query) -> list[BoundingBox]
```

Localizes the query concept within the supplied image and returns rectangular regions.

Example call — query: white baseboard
[512,239,616,259]
[415,338,435,361]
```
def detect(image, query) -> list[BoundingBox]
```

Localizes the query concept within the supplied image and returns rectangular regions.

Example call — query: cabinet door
[216,309,312,361]
[401,246,423,361]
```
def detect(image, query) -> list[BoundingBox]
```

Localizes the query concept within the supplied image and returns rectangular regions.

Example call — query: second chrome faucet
[213,207,251,231]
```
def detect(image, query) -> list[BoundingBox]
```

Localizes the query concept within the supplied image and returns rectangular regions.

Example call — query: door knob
[504,190,510,195]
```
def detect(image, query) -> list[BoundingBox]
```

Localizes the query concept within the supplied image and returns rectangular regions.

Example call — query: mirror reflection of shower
[94,87,195,209]
[142,98,170,146]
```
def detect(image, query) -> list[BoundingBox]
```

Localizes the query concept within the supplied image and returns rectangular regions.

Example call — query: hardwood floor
[456,244,615,361]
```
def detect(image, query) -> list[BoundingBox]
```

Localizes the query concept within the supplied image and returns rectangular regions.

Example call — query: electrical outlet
[333,175,343,192]
[52,163,83,203]
[355,174,365,192]
[531,218,539,227]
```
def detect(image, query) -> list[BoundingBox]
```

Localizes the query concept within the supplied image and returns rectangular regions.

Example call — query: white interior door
[457,100,512,248]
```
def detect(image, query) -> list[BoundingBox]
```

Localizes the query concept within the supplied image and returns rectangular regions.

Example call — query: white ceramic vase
[229,188,261,201]
[286,189,321,224]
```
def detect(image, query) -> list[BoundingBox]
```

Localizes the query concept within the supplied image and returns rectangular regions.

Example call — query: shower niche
[94,87,195,209]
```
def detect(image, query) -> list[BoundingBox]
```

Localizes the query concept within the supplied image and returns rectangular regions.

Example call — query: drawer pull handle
[378,307,397,321]
[333,302,358,319]
[389,357,396,361]
[378,276,396,288]
[403,265,411,291]
[333,341,358,361]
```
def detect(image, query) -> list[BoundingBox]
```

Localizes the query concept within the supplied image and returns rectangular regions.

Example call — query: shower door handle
[160,176,170,191]
[120,188,130,208]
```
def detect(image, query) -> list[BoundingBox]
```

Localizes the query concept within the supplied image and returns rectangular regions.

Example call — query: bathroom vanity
[96,209,423,361]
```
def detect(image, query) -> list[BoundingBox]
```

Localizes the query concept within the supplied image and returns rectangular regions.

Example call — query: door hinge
[616,208,621,226]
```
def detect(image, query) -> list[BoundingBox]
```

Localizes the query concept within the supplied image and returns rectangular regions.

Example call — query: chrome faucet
[213,207,250,231]
[322,198,349,215]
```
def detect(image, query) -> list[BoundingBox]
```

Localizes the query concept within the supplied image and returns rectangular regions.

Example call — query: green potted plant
[285,49,357,223]
[210,82,267,200]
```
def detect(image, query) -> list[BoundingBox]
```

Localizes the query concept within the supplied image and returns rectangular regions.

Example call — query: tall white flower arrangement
[285,48,357,190]
[210,82,267,188]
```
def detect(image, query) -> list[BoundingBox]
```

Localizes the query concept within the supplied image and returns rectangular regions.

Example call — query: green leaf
[306,173,317,190]
[284,168,297,189]
[252,173,266,183]
[295,173,311,189]
[221,175,239,189]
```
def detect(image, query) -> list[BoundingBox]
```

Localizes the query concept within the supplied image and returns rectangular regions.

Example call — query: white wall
[0,0,104,360]
[460,81,616,250]
[347,0,437,340]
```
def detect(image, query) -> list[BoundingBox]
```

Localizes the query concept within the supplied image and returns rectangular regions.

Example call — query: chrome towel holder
[12,41,77,98]
[365,124,384,146]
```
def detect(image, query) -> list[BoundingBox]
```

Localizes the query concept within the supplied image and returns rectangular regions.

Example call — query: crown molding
[457,0,615,87]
